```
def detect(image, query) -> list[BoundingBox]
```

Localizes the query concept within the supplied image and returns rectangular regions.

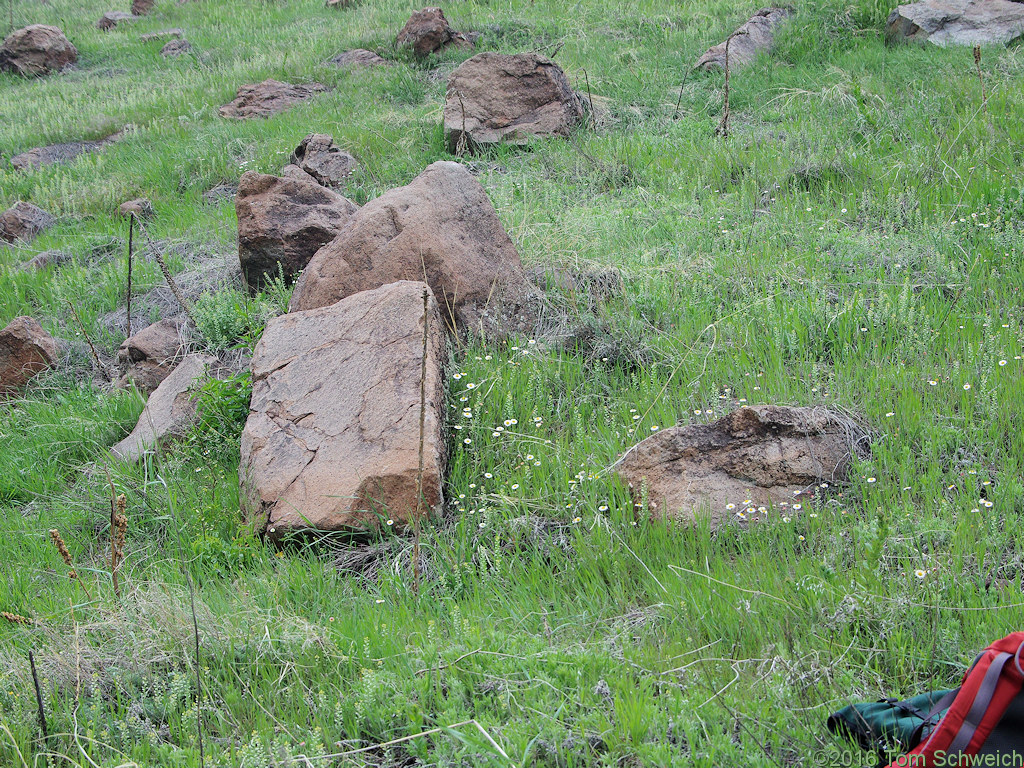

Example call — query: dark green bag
[827,689,957,757]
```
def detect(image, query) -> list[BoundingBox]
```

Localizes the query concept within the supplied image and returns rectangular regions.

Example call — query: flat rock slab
[0,202,55,243]
[219,79,327,119]
[161,39,192,57]
[327,49,391,68]
[141,28,183,42]
[288,133,357,187]
[695,7,793,71]
[886,0,1024,46]
[241,280,447,539]
[290,160,533,337]
[98,12,136,31]
[0,316,58,395]
[0,25,78,77]
[11,131,123,171]
[112,354,219,462]
[236,171,359,291]
[616,406,863,528]
[444,52,584,152]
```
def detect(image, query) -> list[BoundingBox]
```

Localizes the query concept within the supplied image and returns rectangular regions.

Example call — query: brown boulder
[395,7,471,57]
[885,1,1024,46]
[160,39,192,57]
[290,161,532,336]
[0,316,58,395]
[327,48,391,68]
[111,354,219,462]
[235,171,359,292]
[98,12,136,31]
[116,318,186,394]
[219,79,327,119]
[444,52,584,153]
[0,202,56,243]
[119,198,154,219]
[0,25,78,77]
[615,406,864,528]
[241,281,446,540]
[288,133,357,188]
[131,0,155,15]
[695,7,793,71]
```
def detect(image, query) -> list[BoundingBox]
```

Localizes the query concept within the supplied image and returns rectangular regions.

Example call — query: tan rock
[0,25,78,77]
[0,316,58,395]
[0,202,55,243]
[444,52,584,153]
[116,318,186,394]
[695,7,793,71]
[112,354,219,462]
[219,79,327,119]
[290,161,533,337]
[615,406,864,528]
[241,281,446,539]
[235,171,359,291]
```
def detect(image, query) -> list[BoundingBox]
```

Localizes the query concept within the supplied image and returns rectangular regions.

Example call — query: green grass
[3,0,1024,765]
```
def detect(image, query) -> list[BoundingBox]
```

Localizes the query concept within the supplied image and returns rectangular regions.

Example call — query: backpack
[827,632,1024,766]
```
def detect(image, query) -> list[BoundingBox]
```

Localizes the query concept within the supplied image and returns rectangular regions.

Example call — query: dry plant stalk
[716,33,735,138]
[109,492,128,597]
[48,529,92,600]
[66,300,103,371]
[133,215,198,326]
[126,215,134,339]
[1,611,34,625]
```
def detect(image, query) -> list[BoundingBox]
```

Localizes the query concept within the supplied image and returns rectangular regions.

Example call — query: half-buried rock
[615,406,864,528]
[444,52,584,153]
[885,0,1024,47]
[241,281,446,540]
[0,316,57,396]
[695,7,793,71]
[0,202,55,243]
[236,171,359,291]
[290,161,533,337]
[112,354,220,462]
[219,79,327,119]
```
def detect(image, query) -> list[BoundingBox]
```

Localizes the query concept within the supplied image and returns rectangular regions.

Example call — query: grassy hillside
[2,0,1024,765]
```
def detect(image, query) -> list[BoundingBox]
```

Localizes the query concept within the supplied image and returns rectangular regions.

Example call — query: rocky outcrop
[241,281,446,540]
[111,354,219,462]
[0,316,58,395]
[0,25,77,77]
[236,172,358,291]
[116,318,186,394]
[290,161,533,337]
[695,7,793,71]
[615,406,864,528]
[0,202,55,243]
[219,79,327,119]
[395,7,471,57]
[444,52,584,153]
[885,0,1024,46]
[287,133,357,188]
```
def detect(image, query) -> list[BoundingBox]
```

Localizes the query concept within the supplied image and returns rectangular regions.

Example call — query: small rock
[98,12,136,31]
[326,0,355,7]
[290,161,533,337]
[116,317,186,394]
[140,28,183,41]
[0,202,56,243]
[160,38,192,57]
[695,7,793,71]
[615,406,866,528]
[19,250,67,272]
[396,7,471,57]
[444,52,584,153]
[289,133,357,188]
[203,183,236,204]
[885,0,1024,47]
[131,0,155,15]
[0,316,58,395]
[219,79,327,119]
[236,171,359,291]
[327,48,391,68]
[241,281,447,539]
[0,25,77,77]
[111,354,220,462]
[119,198,154,219]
